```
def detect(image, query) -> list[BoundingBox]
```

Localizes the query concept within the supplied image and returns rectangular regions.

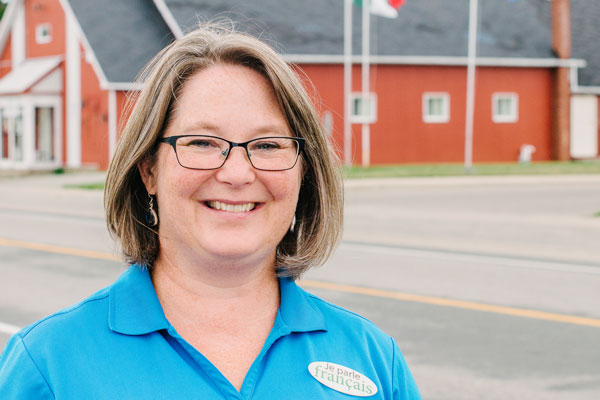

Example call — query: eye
[188,139,215,148]
[179,136,223,150]
[254,141,281,151]
[250,138,294,153]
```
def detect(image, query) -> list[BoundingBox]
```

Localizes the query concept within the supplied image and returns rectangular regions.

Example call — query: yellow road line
[0,237,121,262]
[300,280,600,328]
[1,237,599,328]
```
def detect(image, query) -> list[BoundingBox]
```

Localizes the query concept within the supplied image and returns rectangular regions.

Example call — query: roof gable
[67,0,175,84]
[0,56,62,94]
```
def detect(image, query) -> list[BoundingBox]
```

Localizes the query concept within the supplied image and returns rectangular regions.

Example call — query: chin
[199,238,276,263]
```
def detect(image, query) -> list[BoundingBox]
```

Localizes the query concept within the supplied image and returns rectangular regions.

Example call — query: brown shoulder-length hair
[104,23,343,279]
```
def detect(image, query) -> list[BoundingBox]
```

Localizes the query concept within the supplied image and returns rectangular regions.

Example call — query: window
[0,109,7,159]
[0,107,24,161]
[35,107,55,161]
[350,93,377,124]
[423,93,450,123]
[14,109,24,161]
[322,110,333,137]
[492,93,518,123]
[36,23,52,44]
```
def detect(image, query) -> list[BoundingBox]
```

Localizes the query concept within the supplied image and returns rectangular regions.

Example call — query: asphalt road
[0,172,599,399]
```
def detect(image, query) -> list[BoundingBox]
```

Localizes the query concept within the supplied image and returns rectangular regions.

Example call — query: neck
[150,249,280,324]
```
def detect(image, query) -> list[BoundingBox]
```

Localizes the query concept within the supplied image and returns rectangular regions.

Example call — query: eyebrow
[180,122,291,136]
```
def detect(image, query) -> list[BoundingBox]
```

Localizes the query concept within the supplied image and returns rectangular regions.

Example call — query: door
[35,106,56,162]
[570,95,598,159]
[0,106,24,163]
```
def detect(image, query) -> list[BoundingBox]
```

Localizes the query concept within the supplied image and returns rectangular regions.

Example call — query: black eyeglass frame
[159,135,306,171]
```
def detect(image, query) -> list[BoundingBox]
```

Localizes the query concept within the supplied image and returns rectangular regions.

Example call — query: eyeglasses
[159,135,305,171]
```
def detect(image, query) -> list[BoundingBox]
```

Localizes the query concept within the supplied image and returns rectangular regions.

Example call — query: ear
[138,156,158,195]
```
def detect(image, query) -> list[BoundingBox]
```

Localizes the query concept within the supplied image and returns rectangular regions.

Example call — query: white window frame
[0,95,62,170]
[35,23,52,44]
[422,92,450,123]
[350,92,377,124]
[321,110,333,137]
[492,92,518,123]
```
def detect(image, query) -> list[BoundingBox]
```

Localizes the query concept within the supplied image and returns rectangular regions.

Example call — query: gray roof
[164,0,554,58]
[571,0,600,86]
[67,0,599,87]
[69,0,174,83]
[164,0,600,87]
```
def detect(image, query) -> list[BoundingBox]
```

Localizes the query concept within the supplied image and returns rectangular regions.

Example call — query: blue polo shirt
[0,266,420,399]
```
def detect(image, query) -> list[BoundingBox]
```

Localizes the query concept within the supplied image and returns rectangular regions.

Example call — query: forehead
[167,64,288,131]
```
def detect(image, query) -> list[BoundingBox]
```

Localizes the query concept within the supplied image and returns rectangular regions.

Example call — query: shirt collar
[108,265,170,335]
[108,266,327,335]
[277,277,327,333]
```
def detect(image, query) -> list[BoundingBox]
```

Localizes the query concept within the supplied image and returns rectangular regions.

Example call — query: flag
[354,0,405,18]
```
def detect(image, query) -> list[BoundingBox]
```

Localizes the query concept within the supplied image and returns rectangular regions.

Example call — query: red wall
[116,90,133,140]
[293,64,345,160]
[25,0,65,58]
[475,67,552,162]
[80,45,109,169]
[298,64,553,165]
[0,34,12,78]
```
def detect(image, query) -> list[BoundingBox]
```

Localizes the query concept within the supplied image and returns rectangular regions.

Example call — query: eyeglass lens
[174,136,301,171]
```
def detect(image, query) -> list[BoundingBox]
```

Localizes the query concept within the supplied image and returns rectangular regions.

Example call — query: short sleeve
[0,334,54,399]
[390,337,421,400]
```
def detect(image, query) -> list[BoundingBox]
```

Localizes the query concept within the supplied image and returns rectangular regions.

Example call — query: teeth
[208,201,256,212]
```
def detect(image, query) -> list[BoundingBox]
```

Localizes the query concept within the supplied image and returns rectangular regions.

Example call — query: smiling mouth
[206,200,257,213]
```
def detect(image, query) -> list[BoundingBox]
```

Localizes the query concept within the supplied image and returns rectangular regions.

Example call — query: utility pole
[464,0,478,171]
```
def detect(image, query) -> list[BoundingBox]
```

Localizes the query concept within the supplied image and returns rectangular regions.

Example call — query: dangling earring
[290,214,296,233]
[146,194,158,227]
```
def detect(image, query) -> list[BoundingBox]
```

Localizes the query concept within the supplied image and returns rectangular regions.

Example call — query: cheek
[275,174,302,210]
[156,166,212,208]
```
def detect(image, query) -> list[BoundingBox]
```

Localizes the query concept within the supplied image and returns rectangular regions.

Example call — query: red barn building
[0,0,597,170]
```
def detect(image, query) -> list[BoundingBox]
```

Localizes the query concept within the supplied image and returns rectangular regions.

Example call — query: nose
[215,146,256,186]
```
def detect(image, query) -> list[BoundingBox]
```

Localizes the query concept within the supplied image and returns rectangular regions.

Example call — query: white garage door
[570,95,598,159]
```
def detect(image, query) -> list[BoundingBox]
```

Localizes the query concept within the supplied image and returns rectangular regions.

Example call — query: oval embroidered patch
[308,361,378,397]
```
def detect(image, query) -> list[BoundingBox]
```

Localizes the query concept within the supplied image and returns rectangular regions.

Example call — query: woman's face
[140,64,302,268]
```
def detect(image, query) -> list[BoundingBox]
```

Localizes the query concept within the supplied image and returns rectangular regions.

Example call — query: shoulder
[310,292,386,328]
[295,284,398,362]
[0,287,111,399]
[302,286,391,340]
[16,286,110,345]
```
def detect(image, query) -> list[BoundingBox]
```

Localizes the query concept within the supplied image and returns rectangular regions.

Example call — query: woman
[0,25,420,399]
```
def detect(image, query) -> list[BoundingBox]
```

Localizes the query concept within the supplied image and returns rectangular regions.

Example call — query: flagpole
[361,0,370,167]
[344,0,353,166]
[464,0,478,171]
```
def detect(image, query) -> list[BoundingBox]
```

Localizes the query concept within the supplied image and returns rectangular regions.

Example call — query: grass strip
[62,161,600,189]
[64,182,105,190]
[342,161,600,179]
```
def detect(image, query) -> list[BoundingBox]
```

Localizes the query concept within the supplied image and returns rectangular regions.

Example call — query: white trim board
[108,90,117,161]
[572,86,600,95]
[11,0,25,67]
[57,0,109,89]
[106,56,589,90]
[570,67,600,95]
[283,54,587,68]
[0,0,20,61]
[65,12,81,168]
[0,56,63,94]
[152,0,184,39]
[106,81,144,91]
